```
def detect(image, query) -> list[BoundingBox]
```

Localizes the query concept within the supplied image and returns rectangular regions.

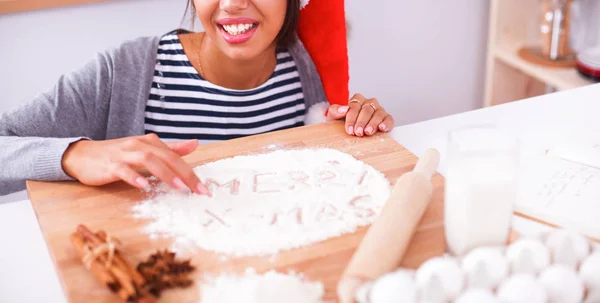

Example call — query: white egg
[415,256,464,301]
[416,274,445,303]
[355,281,373,303]
[506,238,550,274]
[454,288,499,303]
[539,264,584,303]
[497,274,548,303]
[369,270,417,303]
[461,247,508,289]
[583,288,600,303]
[580,252,600,292]
[545,229,590,268]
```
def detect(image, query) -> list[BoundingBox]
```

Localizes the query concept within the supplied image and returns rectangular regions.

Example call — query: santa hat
[297,0,349,124]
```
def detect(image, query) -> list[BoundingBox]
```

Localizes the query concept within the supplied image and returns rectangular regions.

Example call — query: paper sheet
[516,155,600,240]
[547,134,600,170]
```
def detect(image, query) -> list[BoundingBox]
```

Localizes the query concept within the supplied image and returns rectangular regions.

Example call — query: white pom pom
[497,274,547,303]
[539,264,584,303]
[304,102,329,125]
[300,0,310,9]
[461,247,508,290]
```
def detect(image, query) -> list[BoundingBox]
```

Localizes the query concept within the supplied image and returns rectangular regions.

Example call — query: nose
[220,0,249,13]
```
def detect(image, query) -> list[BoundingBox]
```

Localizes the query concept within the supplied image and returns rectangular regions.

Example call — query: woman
[0,0,394,196]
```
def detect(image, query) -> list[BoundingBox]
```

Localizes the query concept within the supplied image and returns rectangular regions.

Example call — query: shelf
[494,43,595,91]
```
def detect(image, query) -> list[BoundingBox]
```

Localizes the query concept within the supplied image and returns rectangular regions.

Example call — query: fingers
[149,139,210,195]
[327,104,350,120]
[365,109,389,136]
[378,115,395,133]
[111,163,148,189]
[353,102,377,137]
[127,135,210,195]
[345,94,367,135]
[166,139,198,156]
[123,149,183,188]
[345,94,395,136]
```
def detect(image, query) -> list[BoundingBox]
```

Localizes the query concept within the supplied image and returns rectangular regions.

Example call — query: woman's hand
[327,94,395,136]
[61,133,210,195]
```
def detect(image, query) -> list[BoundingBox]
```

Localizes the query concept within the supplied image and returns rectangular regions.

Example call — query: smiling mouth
[219,23,258,36]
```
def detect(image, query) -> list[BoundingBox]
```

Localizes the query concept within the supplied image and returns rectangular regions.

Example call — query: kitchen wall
[0,0,490,202]
[0,0,490,121]
[346,0,490,124]
[0,0,197,114]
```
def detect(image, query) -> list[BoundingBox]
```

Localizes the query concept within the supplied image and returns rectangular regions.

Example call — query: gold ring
[348,99,361,105]
[364,102,376,110]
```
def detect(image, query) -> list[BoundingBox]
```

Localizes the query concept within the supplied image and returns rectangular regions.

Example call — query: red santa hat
[297,0,350,124]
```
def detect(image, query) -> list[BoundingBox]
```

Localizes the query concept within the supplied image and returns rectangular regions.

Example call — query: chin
[220,46,265,62]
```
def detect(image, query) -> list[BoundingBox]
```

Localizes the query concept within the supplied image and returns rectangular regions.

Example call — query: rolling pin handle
[412,149,440,179]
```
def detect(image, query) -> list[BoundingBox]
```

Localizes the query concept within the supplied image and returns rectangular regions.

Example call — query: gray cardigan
[0,34,327,195]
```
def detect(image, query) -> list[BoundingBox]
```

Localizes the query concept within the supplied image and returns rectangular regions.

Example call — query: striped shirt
[144,32,306,143]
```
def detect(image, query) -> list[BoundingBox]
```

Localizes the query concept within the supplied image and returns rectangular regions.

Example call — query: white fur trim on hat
[300,0,310,9]
[304,102,329,125]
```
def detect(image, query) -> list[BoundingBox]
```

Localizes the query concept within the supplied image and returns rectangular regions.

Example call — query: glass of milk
[445,125,520,256]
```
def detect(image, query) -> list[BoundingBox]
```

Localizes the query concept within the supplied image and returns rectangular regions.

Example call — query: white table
[1,83,599,302]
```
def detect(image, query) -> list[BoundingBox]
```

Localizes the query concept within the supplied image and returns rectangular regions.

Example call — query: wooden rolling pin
[337,148,440,303]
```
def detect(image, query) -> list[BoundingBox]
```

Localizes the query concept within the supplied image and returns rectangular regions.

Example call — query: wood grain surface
[27,121,446,302]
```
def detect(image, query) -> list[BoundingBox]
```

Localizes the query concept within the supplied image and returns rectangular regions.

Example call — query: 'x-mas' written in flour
[133,148,391,256]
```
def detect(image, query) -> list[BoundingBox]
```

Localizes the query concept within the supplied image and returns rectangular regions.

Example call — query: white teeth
[222,23,255,35]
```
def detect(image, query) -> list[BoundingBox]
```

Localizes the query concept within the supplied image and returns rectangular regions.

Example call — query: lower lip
[219,25,258,44]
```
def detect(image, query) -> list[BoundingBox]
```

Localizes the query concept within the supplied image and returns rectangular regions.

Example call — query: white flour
[199,269,324,303]
[133,148,390,256]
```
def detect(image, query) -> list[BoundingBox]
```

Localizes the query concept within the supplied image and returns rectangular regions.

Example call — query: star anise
[137,250,196,297]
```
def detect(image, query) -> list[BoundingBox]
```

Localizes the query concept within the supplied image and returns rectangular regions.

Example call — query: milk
[445,155,517,256]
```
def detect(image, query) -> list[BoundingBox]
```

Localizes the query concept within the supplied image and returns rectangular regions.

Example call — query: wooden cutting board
[27,121,446,303]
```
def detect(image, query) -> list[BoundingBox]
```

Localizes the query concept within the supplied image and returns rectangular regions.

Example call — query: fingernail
[338,106,349,114]
[173,177,186,190]
[136,177,149,188]
[365,126,373,135]
[356,127,363,136]
[347,126,354,135]
[197,183,212,196]
[379,123,387,131]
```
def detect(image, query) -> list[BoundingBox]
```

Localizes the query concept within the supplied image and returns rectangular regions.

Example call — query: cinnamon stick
[76,226,137,299]
[70,233,120,292]
[73,225,156,303]
[96,230,146,288]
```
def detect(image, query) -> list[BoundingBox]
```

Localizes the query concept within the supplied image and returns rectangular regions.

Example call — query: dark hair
[184,0,300,47]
